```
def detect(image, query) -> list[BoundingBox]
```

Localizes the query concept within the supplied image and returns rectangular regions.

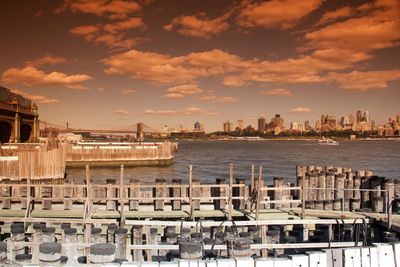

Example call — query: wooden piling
[129,179,139,211]
[171,179,182,211]
[106,179,117,211]
[234,178,246,210]
[154,178,166,211]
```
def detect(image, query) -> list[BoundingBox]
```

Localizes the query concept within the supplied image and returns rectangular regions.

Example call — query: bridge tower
[137,122,144,139]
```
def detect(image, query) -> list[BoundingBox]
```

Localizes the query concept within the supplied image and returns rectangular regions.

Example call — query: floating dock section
[65,141,176,167]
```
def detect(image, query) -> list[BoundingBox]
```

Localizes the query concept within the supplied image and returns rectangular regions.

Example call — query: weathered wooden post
[256,166,262,221]
[132,226,143,262]
[317,172,326,201]
[192,178,201,210]
[2,178,13,209]
[41,179,52,210]
[115,228,128,262]
[119,165,125,224]
[189,165,193,217]
[309,173,318,201]
[361,175,371,208]
[273,177,284,208]
[129,179,139,211]
[64,178,73,210]
[171,179,182,210]
[106,179,117,211]
[154,178,166,210]
[215,178,226,210]
[228,163,233,220]
[325,171,335,200]
[383,178,394,215]
[234,178,246,210]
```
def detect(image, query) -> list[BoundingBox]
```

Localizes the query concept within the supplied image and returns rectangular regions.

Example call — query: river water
[66,140,400,184]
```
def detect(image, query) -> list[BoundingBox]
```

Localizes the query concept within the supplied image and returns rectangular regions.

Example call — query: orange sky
[0,0,399,131]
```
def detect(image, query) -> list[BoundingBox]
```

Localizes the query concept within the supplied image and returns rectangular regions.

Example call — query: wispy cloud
[120,89,136,95]
[113,108,129,116]
[259,88,293,96]
[165,84,203,98]
[201,94,239,103]
[25,54,67,67]
[290,107,311,113]
[164,11,230,39]
[142,107,218,116]
[56,0,141,20]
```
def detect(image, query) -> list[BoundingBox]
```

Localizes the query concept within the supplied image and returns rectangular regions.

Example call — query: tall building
[304,120,311,131]
[258,116,266,132]
[223,121,233,133]
[237,119,244,130]
[194,122,204,131]
[356,110,363,123]
[290,122,299,131]
[271,114,284,129]
[363,111,370,123]
[321,114,337,131]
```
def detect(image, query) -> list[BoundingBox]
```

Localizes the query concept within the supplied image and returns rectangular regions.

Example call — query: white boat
[317,138,339,145]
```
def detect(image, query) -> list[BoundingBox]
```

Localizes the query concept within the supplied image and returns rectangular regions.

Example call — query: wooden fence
[0,143,66,180]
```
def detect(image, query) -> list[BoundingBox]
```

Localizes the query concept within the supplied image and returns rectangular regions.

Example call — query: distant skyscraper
[237,119,244,130]
[304,120,311,131]
[363,111,370,123]
[194,122,201,131]
[271,114,284,129]
[223,121,233,132]
[356,110,363,123]
[258,116,266,132]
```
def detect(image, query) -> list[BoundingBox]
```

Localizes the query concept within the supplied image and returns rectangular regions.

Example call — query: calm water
[66,140,400,184]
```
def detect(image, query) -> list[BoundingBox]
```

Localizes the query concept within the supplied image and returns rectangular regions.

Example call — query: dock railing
[0,164,393,225]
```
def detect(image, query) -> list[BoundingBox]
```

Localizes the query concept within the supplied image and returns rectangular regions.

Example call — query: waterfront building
[271,114,284,129]
[237,119,244,130]
[290,122,299,131]
[321,114,337,131]
[356,110,363,123]
[0,86,39,143]
[258,116,266,132]
[304,120,311,131]
[193,122,204,132]
[223,121,233,133]
[57,132,83,143]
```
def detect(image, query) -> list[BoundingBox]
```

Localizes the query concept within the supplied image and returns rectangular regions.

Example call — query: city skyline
[1,0,399,132]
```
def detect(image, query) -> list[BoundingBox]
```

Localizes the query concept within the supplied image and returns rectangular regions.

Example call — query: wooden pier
[0,163,399,266]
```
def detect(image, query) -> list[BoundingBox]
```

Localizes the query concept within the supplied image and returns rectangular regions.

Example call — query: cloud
[142,107,218,116]
[120,89,136,95]
[2,66,92,89]
[201,94,239,103]
[70,18,144,49]
[326,69,400,91]
[315,6,354,26]
[25,55,67,67]
[165,12,230,39]
[290,107,312,113]
[259,88,293,96]
[103,49,204,84]
[237,0,322,29]
[113,108,129,116]
[102,47,397,91]
[304,0,400,53]
[56,0,141,20]
[164,84,203,98]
